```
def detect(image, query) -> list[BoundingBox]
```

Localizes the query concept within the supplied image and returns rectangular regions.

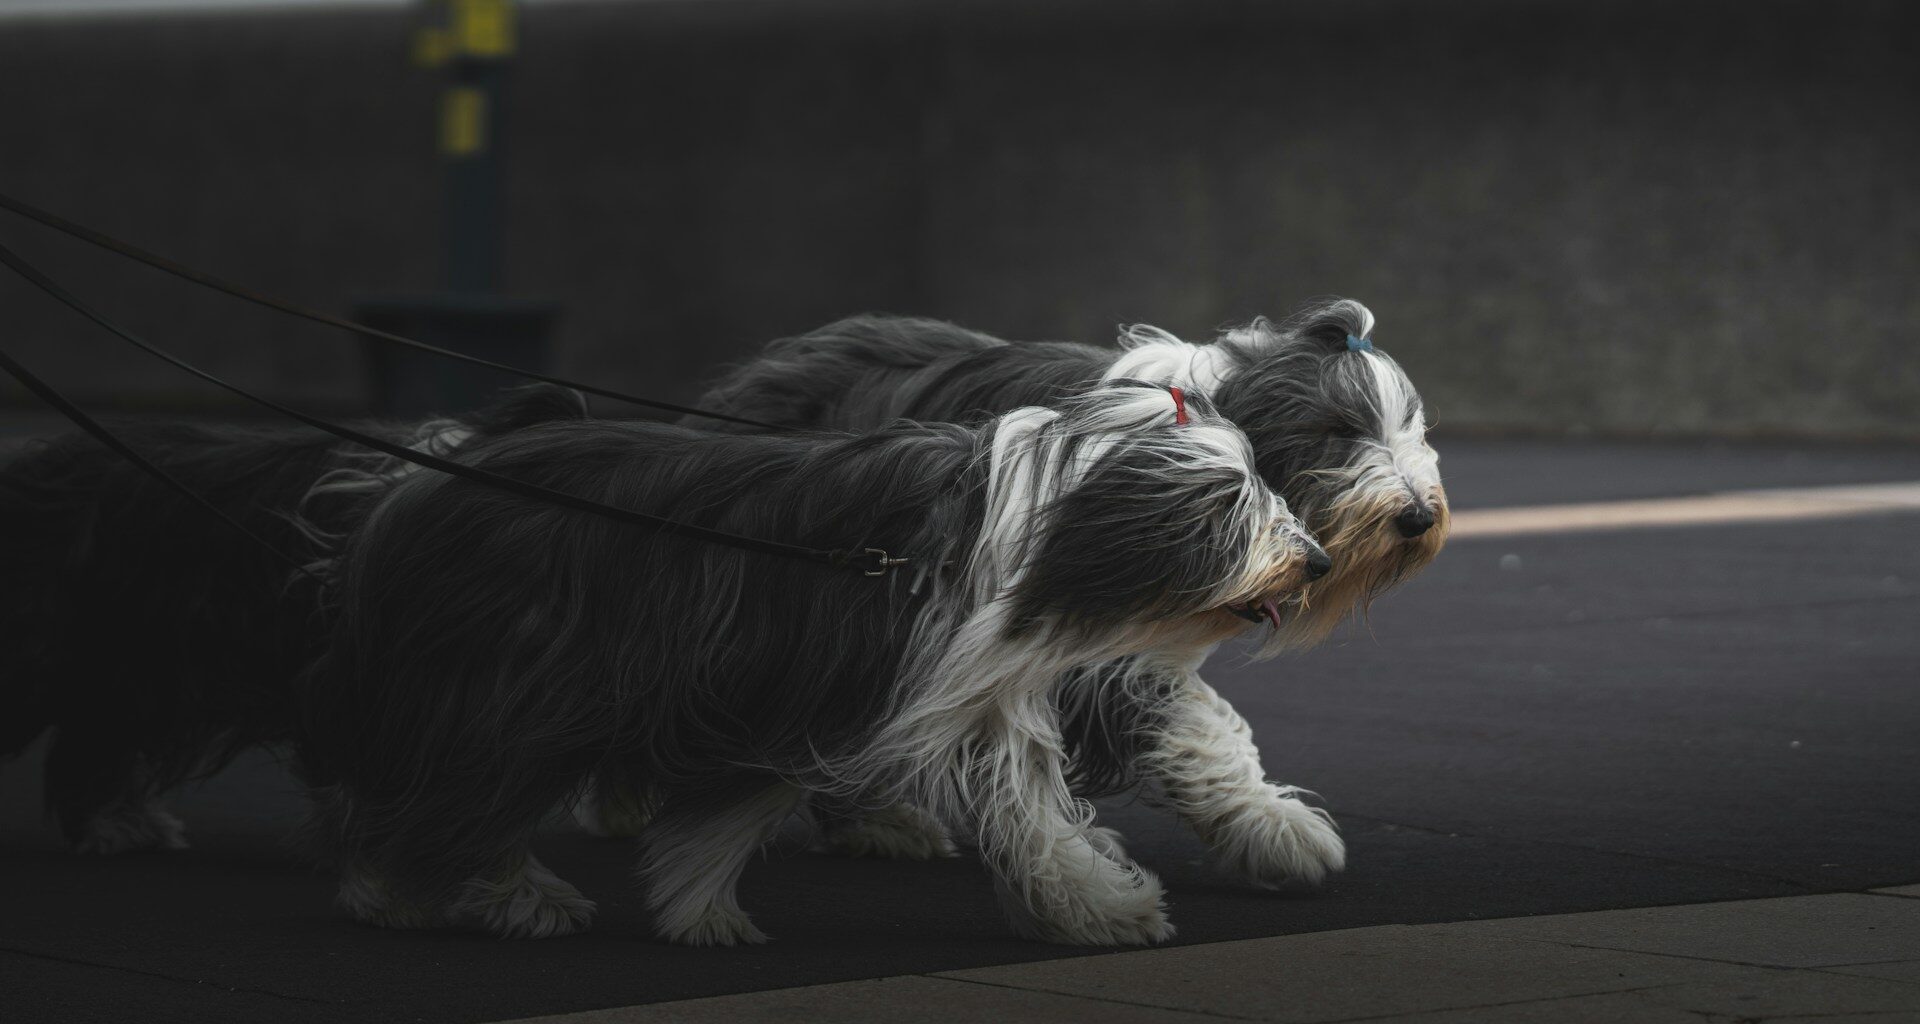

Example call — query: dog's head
[1207,300,1448,648]
[969,379,1328,657]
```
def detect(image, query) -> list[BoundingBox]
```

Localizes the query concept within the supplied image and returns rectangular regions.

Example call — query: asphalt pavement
[2,434,1917,1023]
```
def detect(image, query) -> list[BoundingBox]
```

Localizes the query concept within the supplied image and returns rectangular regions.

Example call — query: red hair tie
[1169,386,1189,425]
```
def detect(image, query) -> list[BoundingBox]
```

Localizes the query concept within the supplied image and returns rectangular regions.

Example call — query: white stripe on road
[1448,481,1920,539]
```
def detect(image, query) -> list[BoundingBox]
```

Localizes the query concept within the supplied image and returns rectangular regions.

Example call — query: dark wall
[2,0,1915,438]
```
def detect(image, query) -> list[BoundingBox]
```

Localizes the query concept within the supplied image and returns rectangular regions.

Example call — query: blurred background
[1,0,1914,437]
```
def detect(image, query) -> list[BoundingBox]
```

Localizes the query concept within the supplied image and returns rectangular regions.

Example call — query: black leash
[0,241,907,578]
[0,191,783,431]
[0,344,326,585]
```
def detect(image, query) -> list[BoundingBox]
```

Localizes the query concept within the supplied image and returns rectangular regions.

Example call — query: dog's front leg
[1134,672,1345,887]
[965,712,1173,946]
[640,778,805,946]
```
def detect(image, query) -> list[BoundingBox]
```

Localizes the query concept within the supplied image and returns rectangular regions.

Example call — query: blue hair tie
[1346,334,1374,353]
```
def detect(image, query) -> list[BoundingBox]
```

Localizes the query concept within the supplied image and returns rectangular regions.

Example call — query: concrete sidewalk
[508,888,1920,1023]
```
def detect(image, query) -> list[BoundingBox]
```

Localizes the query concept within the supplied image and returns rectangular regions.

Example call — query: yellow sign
[414,0,516,67]
[440,87,487,156]
[453,0,515,58]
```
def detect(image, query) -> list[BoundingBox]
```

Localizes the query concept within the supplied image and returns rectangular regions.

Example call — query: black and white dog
[0,386,585,853]
[297,380,1324,945]
[669,299,1448,886]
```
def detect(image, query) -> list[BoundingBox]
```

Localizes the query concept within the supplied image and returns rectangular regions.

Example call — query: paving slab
[1353,990,1708,1023]
[1758,1006,1920,1014]
[497,976,1225,1024]
[936,925,1765,1022]
[1824,961,1920,986]
[1448,893,1920,969]
[1360,981,1920,1024]
[569,893,1920,1024]
[1632,969,1920,1019]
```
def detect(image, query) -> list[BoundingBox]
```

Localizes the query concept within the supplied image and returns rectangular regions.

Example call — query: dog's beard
[1254,484,1448,655]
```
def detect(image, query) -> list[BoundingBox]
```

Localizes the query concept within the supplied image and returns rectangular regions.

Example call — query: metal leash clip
[862,548,911,577]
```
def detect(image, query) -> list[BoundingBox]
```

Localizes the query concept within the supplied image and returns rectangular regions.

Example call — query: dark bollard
[354,294,558,418]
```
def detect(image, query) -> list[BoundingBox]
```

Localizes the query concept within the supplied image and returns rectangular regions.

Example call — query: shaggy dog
[663,298,1448,885]
[0,385,584,853]
[297,381,1323,945]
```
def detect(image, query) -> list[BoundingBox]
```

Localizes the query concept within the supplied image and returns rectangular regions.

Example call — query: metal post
[356,0,557,417]
[418,0,514,294]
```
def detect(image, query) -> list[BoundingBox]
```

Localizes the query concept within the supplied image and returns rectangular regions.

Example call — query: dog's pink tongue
[1261,597,1283,629]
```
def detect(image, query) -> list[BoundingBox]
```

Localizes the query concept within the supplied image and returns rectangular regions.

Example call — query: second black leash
[0,240,907,578]
[0,190,784,431]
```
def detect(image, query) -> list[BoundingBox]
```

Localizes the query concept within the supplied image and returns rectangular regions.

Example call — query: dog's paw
[489,888,597,940]
[1210,791,1346,889]
[659,904,769,947]
[73,799,189,855]
[1002,849,1175,946]
[813,803,960,860]
[456,858,597,939]
[337,870,447,930]
[1082,824,1131,861]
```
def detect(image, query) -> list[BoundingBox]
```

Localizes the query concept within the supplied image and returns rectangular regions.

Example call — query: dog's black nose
[1395,505,1436,538]
[1304,546,1333,580]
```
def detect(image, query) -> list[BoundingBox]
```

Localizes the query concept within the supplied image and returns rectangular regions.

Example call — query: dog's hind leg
[318,765,595,938]
[807,791,959,860]
[1132,673,1344,888]
[44,731,188,855]
[641,779,804,946]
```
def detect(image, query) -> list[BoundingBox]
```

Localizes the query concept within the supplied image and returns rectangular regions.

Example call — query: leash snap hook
[862,548,910,577]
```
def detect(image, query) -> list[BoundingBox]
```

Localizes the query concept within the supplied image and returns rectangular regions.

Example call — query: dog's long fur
[298,381,1319,945]
[700,300,1446,645]
[688,299,1446,884]
[0,385,586,853]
